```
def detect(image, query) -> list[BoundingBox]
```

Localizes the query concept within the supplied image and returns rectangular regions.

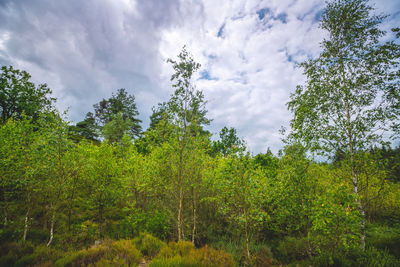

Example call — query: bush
[15,245,61,267]
[150,255,199,267]
[367,224,400,258]
[0,241,34,266]
[150,241,236,267]
[193,245,236,267]
[169,241,195,257]
[254,246,274,267]
[133,232,167,257]
[358,247,400,267]
[275,236,310,263]
[55,239,142,267]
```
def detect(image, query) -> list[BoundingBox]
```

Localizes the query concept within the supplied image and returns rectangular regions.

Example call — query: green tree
[40,113,73,246]
[149,102,169,130]
[0,66,55,124]
[78,141,122,239]
[164,46,210,242]
[68,112,99,143]
[0,116,43,241]
[208,154,268,262]
[166,46,210,134]
[102,112,134,143]
[287,0,400,249]
[93,88,142,138]
[211,126,245,157]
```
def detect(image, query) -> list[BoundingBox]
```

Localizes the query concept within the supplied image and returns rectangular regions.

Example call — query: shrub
[193,245,236,267]
[275,236,310,263]
[133,232,167,257]
[0,241,34,266]
[15,245,61,267]
[358,247,400,267]
[169,241,195,257]
[367,224,400,258]
[54,239,141,267]
[150,241,236,267]
[254,246,274,267]
[150,255,199,267]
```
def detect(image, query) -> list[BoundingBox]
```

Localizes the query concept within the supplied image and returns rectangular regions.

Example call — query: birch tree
[287,0,400,249]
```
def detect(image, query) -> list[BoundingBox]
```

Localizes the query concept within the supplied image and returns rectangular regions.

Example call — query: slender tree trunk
[191,187,196,244]
[177,188,182,241]
[23,207,30,241]
[244,209,251,262]
[351,166,366,249]
[346,102,366,250]
[99,203,104,239]
[177,185,184,241]
[47,210,55,246]
[2,186,8,226]
[67,177,77,233]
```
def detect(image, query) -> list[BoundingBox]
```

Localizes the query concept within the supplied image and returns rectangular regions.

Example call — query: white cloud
[159,0,326,153]
[0,0,398,154]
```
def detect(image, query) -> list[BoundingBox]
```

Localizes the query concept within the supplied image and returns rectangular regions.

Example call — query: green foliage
[0,65,55,124]
[68,112,99,143]
[167,46,210,133]
[102,113,134,143]
[0,241,34,266]
[54,239,142,267]
[358,247,400,267]
[275,236,310,263]
[367,224,400,258]
[14,244,61,267]
[133,232,167,257]
[70,87,142,144]
[151,241,236,267]
[287,0,400,155]
[310,184,362,254]
[211,127,245,157]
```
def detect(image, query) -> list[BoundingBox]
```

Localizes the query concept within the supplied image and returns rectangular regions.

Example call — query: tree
[209,154,268,262]
[0,66,55,124]
[161,46,210,242]
[93,88,142,138]
[34,112,72,246]
[211,126,245,157]
[102,112,134,143]
[68,112,99,143]
[287,0,400,249]
[149,102,169,130]
[167,46,210,134]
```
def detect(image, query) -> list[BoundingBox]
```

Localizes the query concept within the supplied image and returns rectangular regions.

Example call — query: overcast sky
[0,0,399,153]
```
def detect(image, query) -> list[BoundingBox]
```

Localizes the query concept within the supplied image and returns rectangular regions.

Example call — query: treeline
[1,0,400,266]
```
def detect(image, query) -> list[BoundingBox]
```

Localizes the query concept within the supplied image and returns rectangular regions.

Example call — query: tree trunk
[244,209,251,262]
[346,102,366,250]
[99,203,104,239]
[351,166,366,249]
[47,211,55,246]
[177,186,184,241]
[191,187,196,244]
[23,208,30,241]
[2,186,8,226]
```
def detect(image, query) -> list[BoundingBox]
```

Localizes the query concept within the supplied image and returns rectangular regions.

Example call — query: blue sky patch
[199,70,218,81]
[276,13,288,24]
[257,8,271,20]
[217,23,225,38]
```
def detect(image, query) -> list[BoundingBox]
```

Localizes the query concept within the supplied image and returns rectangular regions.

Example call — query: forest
[1,0,400,266]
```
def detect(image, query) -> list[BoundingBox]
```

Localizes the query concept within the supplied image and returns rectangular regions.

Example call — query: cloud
[0,0,398,154]
[0,0,182,125]
[159,0,326,153]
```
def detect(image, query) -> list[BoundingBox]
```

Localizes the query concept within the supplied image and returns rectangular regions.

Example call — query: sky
[0,0,399,154]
